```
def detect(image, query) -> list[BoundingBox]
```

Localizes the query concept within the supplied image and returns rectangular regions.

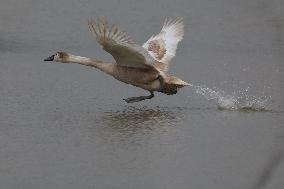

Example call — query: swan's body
[44,18,190,103]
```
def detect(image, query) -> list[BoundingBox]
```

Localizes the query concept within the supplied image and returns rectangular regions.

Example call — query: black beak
[44,55,55,61]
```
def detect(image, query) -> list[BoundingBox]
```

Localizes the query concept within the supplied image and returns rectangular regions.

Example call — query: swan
[44,18,190,103]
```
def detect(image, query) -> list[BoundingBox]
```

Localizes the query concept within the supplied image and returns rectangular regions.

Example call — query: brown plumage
[44,18,190,103]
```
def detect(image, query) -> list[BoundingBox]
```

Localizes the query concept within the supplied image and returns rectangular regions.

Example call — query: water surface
[0,0,284,189]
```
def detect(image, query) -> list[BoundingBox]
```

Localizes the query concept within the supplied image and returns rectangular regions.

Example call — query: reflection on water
[88,106,186,148]
[253,133,284,189]
[253,150,284,189]
[103,106,184,131]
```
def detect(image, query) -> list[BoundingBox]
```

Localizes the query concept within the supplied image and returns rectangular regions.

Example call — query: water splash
[190,84,271,111]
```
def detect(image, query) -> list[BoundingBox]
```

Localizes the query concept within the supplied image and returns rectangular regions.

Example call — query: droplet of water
[190,84,271,111]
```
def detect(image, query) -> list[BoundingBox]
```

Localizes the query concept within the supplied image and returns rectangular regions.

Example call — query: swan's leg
[123,92,154,103]
[157,75,165,92]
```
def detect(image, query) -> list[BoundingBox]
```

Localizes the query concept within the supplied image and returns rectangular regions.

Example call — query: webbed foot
[123,92,154,103]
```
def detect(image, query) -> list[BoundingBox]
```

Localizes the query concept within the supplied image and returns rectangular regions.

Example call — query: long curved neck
[66,54,114,74]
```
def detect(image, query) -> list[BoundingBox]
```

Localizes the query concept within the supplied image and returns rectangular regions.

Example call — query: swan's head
[44,52,69,63]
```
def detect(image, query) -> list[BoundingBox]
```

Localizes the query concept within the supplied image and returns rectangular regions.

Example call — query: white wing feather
[143,18,184,71]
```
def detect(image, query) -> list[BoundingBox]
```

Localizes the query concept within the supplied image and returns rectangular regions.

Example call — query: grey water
[0,0,284,189]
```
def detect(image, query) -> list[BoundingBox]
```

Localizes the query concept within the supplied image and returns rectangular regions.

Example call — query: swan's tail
[160,75,190,95]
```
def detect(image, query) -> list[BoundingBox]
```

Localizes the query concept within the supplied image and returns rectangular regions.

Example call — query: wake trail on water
[188,84,271,111]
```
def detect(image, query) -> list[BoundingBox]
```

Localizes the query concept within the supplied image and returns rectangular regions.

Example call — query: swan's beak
[44,55,54,61]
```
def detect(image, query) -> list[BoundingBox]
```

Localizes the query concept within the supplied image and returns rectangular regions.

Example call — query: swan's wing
[142,18,184,72]
[88,19,157,70]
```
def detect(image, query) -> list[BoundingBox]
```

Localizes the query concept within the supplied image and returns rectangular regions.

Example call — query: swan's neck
[66,54,113,74]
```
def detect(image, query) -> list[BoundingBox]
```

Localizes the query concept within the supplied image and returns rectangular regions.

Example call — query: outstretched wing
[143,18,184,71]
[88,19,157,70]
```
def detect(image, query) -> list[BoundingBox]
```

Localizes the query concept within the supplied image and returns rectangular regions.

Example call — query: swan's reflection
[90,106,186,148]
[103,106,184,131]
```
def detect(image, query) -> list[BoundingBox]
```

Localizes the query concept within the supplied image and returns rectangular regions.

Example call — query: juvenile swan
[44,18,190,103]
